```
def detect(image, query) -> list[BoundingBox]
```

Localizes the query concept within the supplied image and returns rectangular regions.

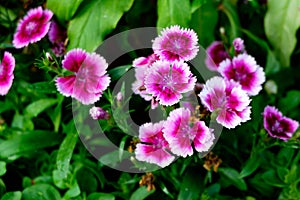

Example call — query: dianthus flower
[205,41,230,71]
[199,76,251,129]
[162,108,214,157]
[89,106,109,120]
[0,52,15,95]
[263,106,299,141]
[232,37,245,54]
[48,21,67,56]
[152,25,199,62]
[218,54,265,96]
[55,49,110,105]
[144,60,196,106]
[135,121,175,168]
[13,6,53,48]
[132,53,159,101]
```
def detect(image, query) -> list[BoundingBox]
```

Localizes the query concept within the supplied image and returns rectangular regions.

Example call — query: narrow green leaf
[190,1,218,47]
[129,186,154,200]
[47,0,84,22]
[0,191,22,200]
[220,0,241,41]
[22,184,61,200]
[25,99,57,118]
[239,154,260,178]
[0,131,62,160]
[157,0,191,28]
[219,168,247,191]
[56,132,78,179]
[87,193,115,200]
[28,82,57,94]
[264,0,300,67]
[108,65,132,82]
[0,162,6,176]
[67,0,134,52]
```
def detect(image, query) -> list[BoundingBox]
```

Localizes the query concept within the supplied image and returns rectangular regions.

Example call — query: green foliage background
[0,0,300,199]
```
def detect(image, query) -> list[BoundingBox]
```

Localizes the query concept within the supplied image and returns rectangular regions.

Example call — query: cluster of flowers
[205,40,298,139]
[132,26,215,168]
[200,38,265,129]
[2,6,110,105]
[2,5,298,170]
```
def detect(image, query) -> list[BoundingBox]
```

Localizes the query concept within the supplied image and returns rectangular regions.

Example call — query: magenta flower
[232,38,245,53]
[89,106,109,120]
[199,76,251,129]
[144,60,196,106]
[218,54,265,96]
[13,6,53,48]
[132,54,159,101]
[263,106,299,141]
[135,121,175,168]
[205,41,230,71]
[152,25,199,62]
[0,52,15,95]
[163,108,214,157]
[48,21,67,56]
[55,48,110,105]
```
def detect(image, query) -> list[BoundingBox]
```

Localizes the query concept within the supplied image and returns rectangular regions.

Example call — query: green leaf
[22,184,61,200]
[54,132,78,188]
[178,168,203,200]
[262,170,286,187]
[28,82,57,94]
[87,193,115,200]
[0,161,6,176]
[77,168,98,194]
[47,95,64,133]
[239,154,261,178]
[47,0,84,22]
[1,191,22,200]
[219,168,247,191]
[157,0,191,28]
[67,0,134,52]
[0,131,62,160]
[24,99,57,118]
[99,150,131,167]
[242,29,280,75]
[129,186,154,200]
[279,90,300,113]
[264,0,300,67]
[11,113,34,131]
[220,0,241,41]
[190,1,218,47]
[108,65,132,82]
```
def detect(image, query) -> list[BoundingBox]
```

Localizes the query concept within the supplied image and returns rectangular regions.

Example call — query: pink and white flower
[218,54,265,96]
[232,37,245,53]
[135,121,175,168]
[0,52,15,95]
[152,25,199,62]
[205,41,230,71]
[144,60,196,106]
[13,6,53,48]
[199,76,251,129]
[89,106,109,120]
[55,48,110,105]
[132,53,159,101]
[263,106,299,141]
[163,108,214,157]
